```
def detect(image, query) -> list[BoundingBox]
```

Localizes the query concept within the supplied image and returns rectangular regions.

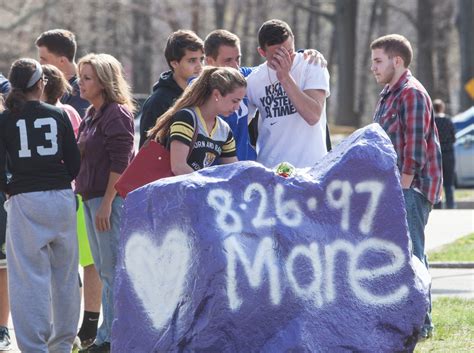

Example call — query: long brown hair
[148,66,246,142]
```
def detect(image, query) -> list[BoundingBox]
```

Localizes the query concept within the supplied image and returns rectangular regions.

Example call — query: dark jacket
[138,70,183,147]
[60,75,90,119]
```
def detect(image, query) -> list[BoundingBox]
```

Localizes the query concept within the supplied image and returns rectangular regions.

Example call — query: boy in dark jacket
[138,30,204,147]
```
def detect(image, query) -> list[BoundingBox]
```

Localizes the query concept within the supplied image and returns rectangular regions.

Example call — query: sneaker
[418,327,433,340]
[79,342,110,353]
[80,337,95,349]
[72,336,82,353]
[0,326,10,351]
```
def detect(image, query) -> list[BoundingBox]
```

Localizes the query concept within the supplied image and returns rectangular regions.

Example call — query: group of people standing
[0,17,444,353]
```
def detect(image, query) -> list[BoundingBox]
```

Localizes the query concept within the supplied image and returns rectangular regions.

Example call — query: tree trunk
[457,0,474,110]
[416,0,435,96]
[214,0,228,29]
[291,5,299,49]
[191,0,200,34]
[433,1,454,106]
[132,0,153,94]
[252,0,269,66]
[240,0,253,67]
[106,1,121,60]
[305,0,320,49]
[377,0,388,35]
[335,0,358,127]
[357,0,379,118]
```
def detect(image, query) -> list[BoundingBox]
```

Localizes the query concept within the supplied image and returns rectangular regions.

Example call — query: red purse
[115,109,198,198]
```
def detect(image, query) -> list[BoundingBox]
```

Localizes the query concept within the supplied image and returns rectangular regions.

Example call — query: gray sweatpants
[5,190,80,353]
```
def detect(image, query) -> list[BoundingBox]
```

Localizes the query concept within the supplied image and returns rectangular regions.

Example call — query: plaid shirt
[373,70,442,204]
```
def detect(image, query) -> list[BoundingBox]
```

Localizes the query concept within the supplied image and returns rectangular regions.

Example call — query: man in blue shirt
[204,30,256,161]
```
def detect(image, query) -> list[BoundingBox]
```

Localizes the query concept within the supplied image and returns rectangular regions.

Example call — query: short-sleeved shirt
[246,53,330,168]
[167,107,236,171]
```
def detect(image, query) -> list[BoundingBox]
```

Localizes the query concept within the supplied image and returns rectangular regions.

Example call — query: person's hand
[273,47,295,83]
[95,200,112,232]
[303,49,327,68]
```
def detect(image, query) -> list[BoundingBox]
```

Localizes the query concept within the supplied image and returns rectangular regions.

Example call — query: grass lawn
[455,188,474,202]
[428,232,474,262]
[414,297,474,352]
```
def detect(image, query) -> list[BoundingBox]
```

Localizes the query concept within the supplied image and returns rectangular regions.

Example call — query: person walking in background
[36,29,102,347]
[148,66,245,174]
[0,76,11,351]
[138,30,204,147]
[433,98,456,209]
[76,54,135,353]
[370,34,442,340]
[0,58,81,352]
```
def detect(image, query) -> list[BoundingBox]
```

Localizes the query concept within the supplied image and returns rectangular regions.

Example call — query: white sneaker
[72,336,82,353]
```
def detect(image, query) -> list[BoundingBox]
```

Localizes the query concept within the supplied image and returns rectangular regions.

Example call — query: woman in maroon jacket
[76,53,135,353]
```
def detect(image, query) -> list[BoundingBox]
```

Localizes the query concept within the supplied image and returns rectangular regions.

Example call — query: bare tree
[433,0,455,105]
[191,0,201,34]
[416,0,435,96]
[132,0,153,94]
[457,0,474,110]
[214,0,228,29]
[335,0,358,126]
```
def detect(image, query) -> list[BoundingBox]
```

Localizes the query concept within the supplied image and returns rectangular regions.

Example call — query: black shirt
[435,115,456,153]
[0,101,81,195]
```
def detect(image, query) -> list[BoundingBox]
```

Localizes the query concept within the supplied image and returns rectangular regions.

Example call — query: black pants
[434,151,455,209]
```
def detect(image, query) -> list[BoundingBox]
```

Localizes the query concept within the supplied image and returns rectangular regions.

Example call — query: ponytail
[5,88,29,114]
[147,66,245,143]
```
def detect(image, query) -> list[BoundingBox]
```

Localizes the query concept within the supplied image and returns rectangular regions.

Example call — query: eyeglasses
[41,76,48,85]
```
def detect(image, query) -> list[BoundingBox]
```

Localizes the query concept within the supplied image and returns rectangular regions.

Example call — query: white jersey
[246,53,330,168]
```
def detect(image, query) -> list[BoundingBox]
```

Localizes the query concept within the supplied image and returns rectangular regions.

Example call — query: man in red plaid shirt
[370,34,442,340]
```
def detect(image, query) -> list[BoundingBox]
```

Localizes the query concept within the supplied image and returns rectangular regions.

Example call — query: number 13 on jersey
[16,118,58,158]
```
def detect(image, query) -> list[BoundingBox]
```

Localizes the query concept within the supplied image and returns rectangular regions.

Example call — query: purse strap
[182,108,199,160]
[143,108,199,158]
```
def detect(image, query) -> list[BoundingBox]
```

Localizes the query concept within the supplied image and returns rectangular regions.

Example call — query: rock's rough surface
[113,124,429,353]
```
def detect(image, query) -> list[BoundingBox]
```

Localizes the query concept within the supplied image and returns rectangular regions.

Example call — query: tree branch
[293,1,336,22]
[385,3,417,27]
[0,0,55,31]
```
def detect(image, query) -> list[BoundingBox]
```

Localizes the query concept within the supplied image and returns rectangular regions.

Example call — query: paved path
[5,210,474,351]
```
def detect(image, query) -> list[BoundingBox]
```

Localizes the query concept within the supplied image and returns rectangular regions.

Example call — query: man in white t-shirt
[246,19,330,168]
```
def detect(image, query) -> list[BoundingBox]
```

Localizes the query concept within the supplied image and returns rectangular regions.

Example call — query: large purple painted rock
[113,123,430,352]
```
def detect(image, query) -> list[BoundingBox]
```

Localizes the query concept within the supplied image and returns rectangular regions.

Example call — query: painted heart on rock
[124,229,191,330]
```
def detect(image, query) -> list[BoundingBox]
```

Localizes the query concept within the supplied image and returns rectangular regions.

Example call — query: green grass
[428,233,474,262]
[415,297,474,352]
[455,188,474,202]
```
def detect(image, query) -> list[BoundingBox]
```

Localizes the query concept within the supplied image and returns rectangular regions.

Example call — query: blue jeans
[83,197,123,345]
[403,188,433,333]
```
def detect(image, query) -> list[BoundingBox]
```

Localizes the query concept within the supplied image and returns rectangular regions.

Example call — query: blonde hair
[148,66,246,142]
[78,53,135,112]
